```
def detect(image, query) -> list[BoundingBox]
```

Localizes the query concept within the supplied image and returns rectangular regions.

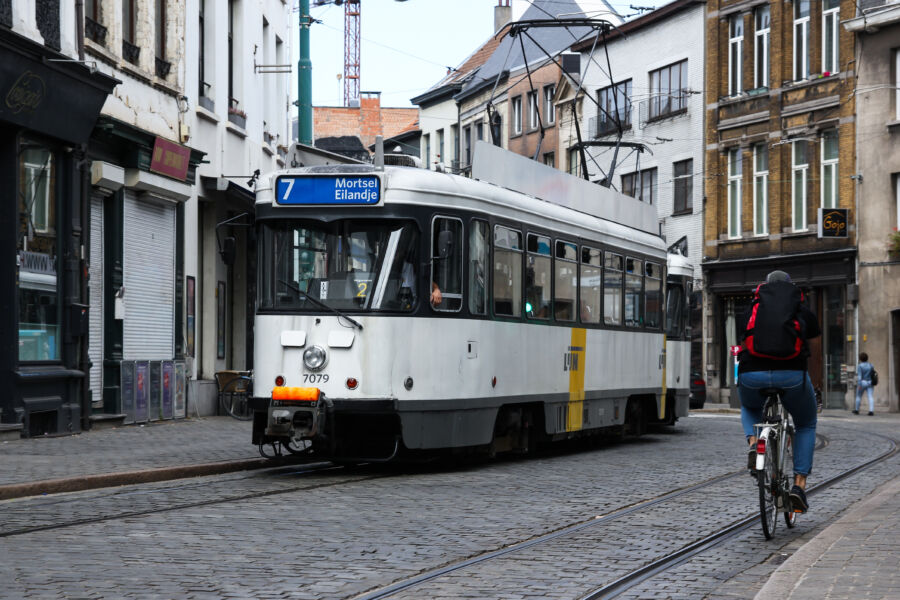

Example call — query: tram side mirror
[221,236,237,266]
[436,230,454,261]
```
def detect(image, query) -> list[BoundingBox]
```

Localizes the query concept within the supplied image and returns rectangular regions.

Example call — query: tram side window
[604,253,623,325]
[645,262,662,329]
[468,220,489,315]
[625,258,643,327]
[665,282,684,337]
[580,246,602,324]
[432,217,463,312]
[554,241,578,322]
[526,234,551,320]
[493,226,522,317]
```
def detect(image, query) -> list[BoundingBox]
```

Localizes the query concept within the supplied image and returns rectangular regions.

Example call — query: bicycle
[753,387,798,539]
[215,370,253,421]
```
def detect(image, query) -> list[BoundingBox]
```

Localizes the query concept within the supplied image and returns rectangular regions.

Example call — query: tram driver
[400,256,442,308]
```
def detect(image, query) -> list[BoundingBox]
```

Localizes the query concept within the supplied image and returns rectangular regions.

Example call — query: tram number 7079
[302,373,330,384]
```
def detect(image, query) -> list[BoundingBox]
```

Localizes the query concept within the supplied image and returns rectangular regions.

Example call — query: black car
[689,371,706,409]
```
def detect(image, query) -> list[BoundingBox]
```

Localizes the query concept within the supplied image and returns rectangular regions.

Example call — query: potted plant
[227,106,247,129]
[887,228,900,257]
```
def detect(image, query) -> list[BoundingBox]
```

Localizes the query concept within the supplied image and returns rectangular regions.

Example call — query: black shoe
[852,410,859,415]
[789,485,809,513]
[868,411,874,416]
[748,448,757,470]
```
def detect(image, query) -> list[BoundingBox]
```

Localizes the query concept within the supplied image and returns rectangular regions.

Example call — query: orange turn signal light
[272,386,320,403]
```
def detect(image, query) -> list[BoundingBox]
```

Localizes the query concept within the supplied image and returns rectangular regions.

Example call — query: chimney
[494,0,512,33]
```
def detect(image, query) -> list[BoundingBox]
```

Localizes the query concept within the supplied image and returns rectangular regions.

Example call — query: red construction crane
[343,0,360,106]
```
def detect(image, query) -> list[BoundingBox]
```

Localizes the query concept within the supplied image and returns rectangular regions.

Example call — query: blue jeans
[738,370,817,476]
[855,381,874,412]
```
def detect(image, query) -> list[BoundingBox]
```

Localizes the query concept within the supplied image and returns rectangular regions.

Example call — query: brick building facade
[703,0,857,407]
[313,92,417,159]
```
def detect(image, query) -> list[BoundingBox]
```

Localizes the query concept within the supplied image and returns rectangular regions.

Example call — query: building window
[544,85,556,124]
[491,113,502,146]
[437,129,444,164]
[650,60,687,120]
[123,0,135,44]
[543,152,555,167]
[450,124,459,168]
[753,144,769,236]
[597,79,631,136]
[568,147,580,176]
[622,168,657,204]
[792,141,808,231]
[728,148,742,239]
[463,126,471,167]
[527,91,539,130]
[199,0,207,97]
[728,15,743,95]
[754,6,770,89]
[228,0,238,108]
[673,159,693,214]
[896,50,900,120]
[422,134,430,167]
[512,96,522,135]
[17,143,60,361]
[156,0,166,60]
[794,0,810,80]
[822,0,840,74]
[821,129,839,208]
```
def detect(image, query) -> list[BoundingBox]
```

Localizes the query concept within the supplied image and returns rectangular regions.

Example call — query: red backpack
[743,280,805,360]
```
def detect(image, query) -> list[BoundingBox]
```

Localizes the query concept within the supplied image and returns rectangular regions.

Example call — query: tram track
[0,461,384,539]
[352,429,896,600]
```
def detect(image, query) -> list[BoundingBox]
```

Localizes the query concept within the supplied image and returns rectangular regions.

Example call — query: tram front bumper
[266,399,328,440]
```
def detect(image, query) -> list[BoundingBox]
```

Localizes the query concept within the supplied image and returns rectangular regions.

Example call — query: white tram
[248,142,693,459]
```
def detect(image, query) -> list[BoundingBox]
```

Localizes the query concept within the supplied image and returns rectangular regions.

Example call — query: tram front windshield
[258,219,421,312]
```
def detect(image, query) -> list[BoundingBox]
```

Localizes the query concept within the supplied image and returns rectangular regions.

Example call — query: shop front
[0,27,117,436]
[703,249,856,409]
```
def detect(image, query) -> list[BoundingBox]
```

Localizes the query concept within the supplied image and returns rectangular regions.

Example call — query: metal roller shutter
[123,190,176,359]
[89,193,104,403]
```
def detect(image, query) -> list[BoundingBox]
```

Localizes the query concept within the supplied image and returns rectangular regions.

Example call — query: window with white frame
[423,134,430,167]
[567,147,580,176]
[753,144,769,236]
[650,60,688,119]
[544,85,555,124]
[673,159,693,214]
[821,129,839,208]
[794,0,810,80]
[792,141,809,231]
[728,148,742,238]
[822,0,840,74]
[896,50,900,120]
[528,91,539,130]
[754,6,770,89]
[729,15,743,95]
[437,129,444,164]
[512,96,523,135]
[597,79,632,135]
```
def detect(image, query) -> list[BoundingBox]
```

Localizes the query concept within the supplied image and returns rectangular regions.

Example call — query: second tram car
[248,142,693,459]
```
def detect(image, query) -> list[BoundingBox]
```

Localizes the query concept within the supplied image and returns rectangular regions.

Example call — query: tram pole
[298,0,313,146]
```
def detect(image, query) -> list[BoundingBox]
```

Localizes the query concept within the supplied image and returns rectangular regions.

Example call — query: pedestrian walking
[854,352,876,416]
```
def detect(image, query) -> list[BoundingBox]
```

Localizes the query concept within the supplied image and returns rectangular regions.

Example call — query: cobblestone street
[2,412,898,599]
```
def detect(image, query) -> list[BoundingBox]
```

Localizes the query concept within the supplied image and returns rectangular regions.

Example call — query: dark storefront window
[17,142,60,362]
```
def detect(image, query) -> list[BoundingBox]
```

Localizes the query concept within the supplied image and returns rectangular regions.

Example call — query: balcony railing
[122,40,140,65]
[155,57,171,79]
[639,89,689,125]
[589,108,631,138]
[85,16,107,45]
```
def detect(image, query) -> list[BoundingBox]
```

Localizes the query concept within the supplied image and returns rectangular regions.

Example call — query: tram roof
[257,143,665,254]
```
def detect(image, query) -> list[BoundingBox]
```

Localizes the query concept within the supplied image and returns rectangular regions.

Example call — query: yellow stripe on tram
[567,328,587,432]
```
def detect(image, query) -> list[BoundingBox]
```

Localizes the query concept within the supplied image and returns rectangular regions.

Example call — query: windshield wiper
[278,279,364,331]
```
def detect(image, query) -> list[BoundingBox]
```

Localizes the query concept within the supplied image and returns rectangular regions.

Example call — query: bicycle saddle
[760,387,785,397]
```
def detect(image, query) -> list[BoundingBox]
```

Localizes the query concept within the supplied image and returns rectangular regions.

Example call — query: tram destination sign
[275,175,381,206]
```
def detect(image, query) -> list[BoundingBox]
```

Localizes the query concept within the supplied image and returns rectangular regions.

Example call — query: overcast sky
[299,0,662,108]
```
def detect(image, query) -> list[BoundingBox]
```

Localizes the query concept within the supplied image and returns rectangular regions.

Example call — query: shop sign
[818,208,848,238]
[149,136,190,181]
[5,71,45,115]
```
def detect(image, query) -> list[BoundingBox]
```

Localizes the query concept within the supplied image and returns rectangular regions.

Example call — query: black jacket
[737,289,821,373]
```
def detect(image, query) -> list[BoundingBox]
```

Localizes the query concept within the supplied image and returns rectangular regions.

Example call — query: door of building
[822,285,846,408]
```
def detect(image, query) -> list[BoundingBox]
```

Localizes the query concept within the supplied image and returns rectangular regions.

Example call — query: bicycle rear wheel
[220,376,253,421]
[758,435,778,539]
[784,427,797,528]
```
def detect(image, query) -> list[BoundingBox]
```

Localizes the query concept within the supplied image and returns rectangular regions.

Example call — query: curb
[0,456,300,501]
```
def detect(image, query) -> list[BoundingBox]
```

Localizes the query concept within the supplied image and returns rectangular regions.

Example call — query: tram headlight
[303,345,328,371]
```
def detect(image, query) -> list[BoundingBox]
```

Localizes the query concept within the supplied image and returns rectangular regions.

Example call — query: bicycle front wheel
[220,376,253,421]
[758,437,778,539]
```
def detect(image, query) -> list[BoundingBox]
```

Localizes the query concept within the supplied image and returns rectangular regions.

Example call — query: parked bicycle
[215,370,253,421]
[753,387,798,539]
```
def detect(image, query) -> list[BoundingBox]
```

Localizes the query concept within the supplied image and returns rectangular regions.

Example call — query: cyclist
[737,270,821,513]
